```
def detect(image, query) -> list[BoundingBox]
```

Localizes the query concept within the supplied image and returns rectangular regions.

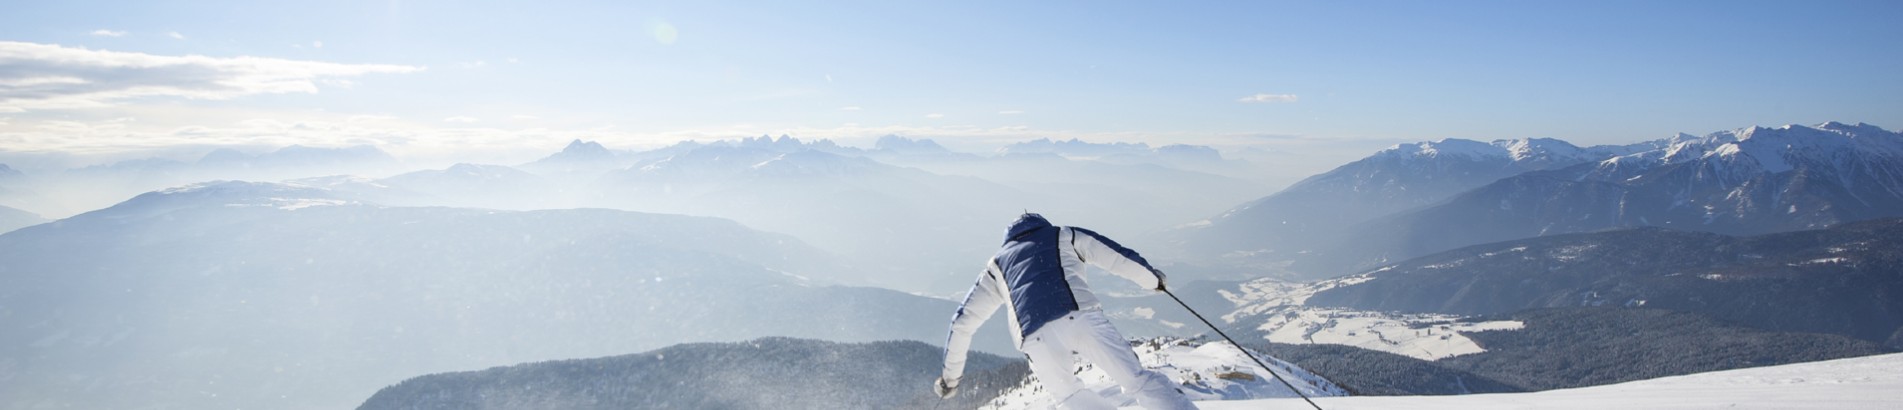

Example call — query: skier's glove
[934,377,959,399]
[1154,272,1169,292]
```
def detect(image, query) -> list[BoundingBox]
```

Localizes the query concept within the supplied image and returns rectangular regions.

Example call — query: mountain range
[1176,122,1903,280]
[6,121,1902,409]
[0,181,1010,410]
[6,145,406,218]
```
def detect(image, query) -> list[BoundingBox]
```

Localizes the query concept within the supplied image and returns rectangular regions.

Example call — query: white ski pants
[1021,310,1198,410]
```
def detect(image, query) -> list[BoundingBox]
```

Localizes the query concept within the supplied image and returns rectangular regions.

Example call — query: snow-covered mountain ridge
[1177,121,1903,280]
[1373,137,1597,163]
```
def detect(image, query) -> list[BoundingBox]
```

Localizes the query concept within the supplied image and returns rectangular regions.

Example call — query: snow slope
[984,338,1346,409]
[1192,352,1903,410]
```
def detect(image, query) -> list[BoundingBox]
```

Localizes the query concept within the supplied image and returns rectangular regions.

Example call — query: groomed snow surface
[1190,352,1903,410]
[984,339,1345,410]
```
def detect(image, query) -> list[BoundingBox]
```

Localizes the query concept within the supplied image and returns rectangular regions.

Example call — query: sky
[2,0,1901,167]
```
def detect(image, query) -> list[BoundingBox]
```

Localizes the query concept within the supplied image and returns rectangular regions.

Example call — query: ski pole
[1163,288,1325,410]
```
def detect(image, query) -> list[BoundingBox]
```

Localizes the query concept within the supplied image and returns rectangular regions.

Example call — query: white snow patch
[1792,257,1848,266]
[1131,307,1156,319]
[1480,246,1527,258]
[1550,244,1597,262]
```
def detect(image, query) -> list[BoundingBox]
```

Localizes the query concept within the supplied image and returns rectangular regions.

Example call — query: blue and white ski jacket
[941,213,1166,382]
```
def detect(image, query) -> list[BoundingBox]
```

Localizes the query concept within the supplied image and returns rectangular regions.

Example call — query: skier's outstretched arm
[1068,227,1167,290]
[939,264,1005,397]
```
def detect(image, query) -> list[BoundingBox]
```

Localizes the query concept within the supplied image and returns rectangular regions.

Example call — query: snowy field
[1188,352,1903,410]
[1250,307,1522,360]
[1219,275,1523,360]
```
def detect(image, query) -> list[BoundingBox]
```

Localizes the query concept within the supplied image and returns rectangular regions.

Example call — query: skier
[935,213,1198,410]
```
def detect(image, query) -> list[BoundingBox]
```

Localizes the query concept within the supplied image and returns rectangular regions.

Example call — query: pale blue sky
[2,0,1900,163]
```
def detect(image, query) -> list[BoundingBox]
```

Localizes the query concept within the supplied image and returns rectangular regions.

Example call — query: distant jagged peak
[523,140,622,172]
[0,163,21,177]
[1154,144,1225,161]
[996,137,1152,156]
[872,134,949,153]
[703,134,852,153]
[558,139,612,155]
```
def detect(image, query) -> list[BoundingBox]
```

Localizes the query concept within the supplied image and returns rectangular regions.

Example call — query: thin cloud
[511,115,540,120]
[0,41,423,112]
[924,113,944,119]
[312,40,324,48]
[443,116,479,123]
[167,32,186,40]
[90,29,128,37]
[1237,93,1299,103]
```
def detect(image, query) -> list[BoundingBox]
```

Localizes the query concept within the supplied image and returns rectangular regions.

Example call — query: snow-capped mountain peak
[1372,137,1591,164]
[1601,122,1903,177]
[1373,138,1497,160]
[1496,137,1586,162]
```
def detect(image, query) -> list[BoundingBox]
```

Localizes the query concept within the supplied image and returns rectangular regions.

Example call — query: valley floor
[1184,352,1903,410]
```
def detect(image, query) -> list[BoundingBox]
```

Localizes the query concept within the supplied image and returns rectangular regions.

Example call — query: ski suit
[940,214,1197,410]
